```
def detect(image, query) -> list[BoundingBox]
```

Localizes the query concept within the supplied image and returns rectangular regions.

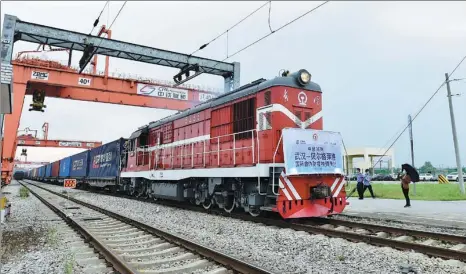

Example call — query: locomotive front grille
[310,185,331,199]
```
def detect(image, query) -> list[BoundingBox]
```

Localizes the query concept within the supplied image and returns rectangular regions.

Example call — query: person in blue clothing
[347,168,365,199]
[362,169,375,199]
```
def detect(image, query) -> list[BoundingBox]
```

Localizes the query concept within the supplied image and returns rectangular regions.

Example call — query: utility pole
[445,73,465,194]
[408,115,416,195]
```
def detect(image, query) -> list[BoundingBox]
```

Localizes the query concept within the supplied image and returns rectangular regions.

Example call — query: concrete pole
[445,73,465,194]
[0,114,4,224]
[408,115,416,195]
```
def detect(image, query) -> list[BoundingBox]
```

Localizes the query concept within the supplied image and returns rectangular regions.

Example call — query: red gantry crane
[0,14,240,185]
[16,122,102,149]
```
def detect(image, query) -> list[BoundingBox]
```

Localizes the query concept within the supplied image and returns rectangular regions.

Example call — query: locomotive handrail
[135,145,150,166]
[172,130,256,168]
[135,129,258,171]
[272,132,284,196]
[128,130,263,184]
[256,128,266,196]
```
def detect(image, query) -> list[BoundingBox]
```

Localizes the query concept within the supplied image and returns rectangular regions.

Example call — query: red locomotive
[118,69,348,218]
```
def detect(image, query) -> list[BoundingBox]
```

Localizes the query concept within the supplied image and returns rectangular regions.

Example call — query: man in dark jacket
[347,168,365,199]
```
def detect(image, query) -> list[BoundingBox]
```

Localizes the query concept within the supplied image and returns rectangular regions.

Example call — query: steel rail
[25,180,466,262]
[216,212,466,262]
[308,217,466,244]
[24,181,272,274]
[19,181,138,274]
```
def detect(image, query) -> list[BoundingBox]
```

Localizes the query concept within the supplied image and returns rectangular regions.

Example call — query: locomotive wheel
[128,187,136,196]
[202,198,212,210]
[223,196,236,213]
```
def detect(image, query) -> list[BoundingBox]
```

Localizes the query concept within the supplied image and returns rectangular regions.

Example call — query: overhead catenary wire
[180,1,330,84]
[224,1,329,62]
[89,1,110,35]
[268,1,274,33]
[80,1,128,73]
[189,1,270,57]
[107,1,110,26]
[106,1,127,32]
[371,55,466,170]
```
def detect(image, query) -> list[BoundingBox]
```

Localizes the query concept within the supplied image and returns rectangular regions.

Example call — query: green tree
[420,161,436,173]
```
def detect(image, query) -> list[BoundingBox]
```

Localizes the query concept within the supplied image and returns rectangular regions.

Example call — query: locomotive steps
[20,181,271,274]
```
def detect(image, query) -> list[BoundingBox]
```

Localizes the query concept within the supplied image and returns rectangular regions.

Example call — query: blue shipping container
[88,138,127,178]
[59,157,72,178]
[42,166,46,178]
[38,166,46,178]
[70,150,90,178]
[45,163,52,178]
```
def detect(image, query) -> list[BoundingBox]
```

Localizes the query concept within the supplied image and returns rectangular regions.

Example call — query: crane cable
[371,54,466,170]
[181,1,330,84]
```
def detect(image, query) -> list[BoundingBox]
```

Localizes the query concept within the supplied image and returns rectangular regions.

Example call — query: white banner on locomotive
[282,128,344,176]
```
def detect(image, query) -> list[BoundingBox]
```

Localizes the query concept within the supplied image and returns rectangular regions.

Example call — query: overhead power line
[189,1,270,57]
[450,77,466,82]
[268,1,273,33]
[107,1,127,31]
[372,54,466,169]
[177,1,330,87]
[223,1,329,61]
[80,1,128,73]
[89,1,110,35]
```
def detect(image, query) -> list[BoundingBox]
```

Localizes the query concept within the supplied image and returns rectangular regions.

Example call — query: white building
[344,147,395,175]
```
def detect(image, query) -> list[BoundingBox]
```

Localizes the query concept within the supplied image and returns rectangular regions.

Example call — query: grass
[19,186,29,198]
[345,182,466,201]
[63,253,75,274]
[46,227,59,246]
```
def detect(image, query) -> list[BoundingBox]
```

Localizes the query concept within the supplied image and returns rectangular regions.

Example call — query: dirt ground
[1,226,49,263]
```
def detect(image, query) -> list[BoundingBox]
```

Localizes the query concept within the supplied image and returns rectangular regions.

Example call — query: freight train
[26,69,348,219]
[13,171,25,180]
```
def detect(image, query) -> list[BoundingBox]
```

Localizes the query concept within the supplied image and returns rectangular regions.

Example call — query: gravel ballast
[31,181,466,274]
[332,214,466,236]
[0,181,85,274]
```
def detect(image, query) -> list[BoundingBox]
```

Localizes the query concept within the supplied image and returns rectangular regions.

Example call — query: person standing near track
[347,168,365,199]
[362,169,376,198]
[397,164,419,208]
[356,168,365,199]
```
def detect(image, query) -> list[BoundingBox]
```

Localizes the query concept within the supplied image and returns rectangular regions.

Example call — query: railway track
[20,181,272,274]
[28,180,466,263]
[291,218,466,262]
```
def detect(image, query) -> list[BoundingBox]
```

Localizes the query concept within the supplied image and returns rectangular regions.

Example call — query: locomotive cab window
[128,139,136,152]
[233,97,256,139]
[138,132,148,147]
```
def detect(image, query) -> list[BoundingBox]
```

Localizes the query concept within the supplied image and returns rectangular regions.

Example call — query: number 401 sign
[78,77,91,86]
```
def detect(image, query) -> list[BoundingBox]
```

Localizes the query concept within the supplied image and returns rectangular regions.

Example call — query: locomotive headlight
[299,70,311,85]
[292,69,311,86]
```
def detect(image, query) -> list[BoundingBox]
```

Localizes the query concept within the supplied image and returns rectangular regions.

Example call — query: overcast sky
[2,1,465,169]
